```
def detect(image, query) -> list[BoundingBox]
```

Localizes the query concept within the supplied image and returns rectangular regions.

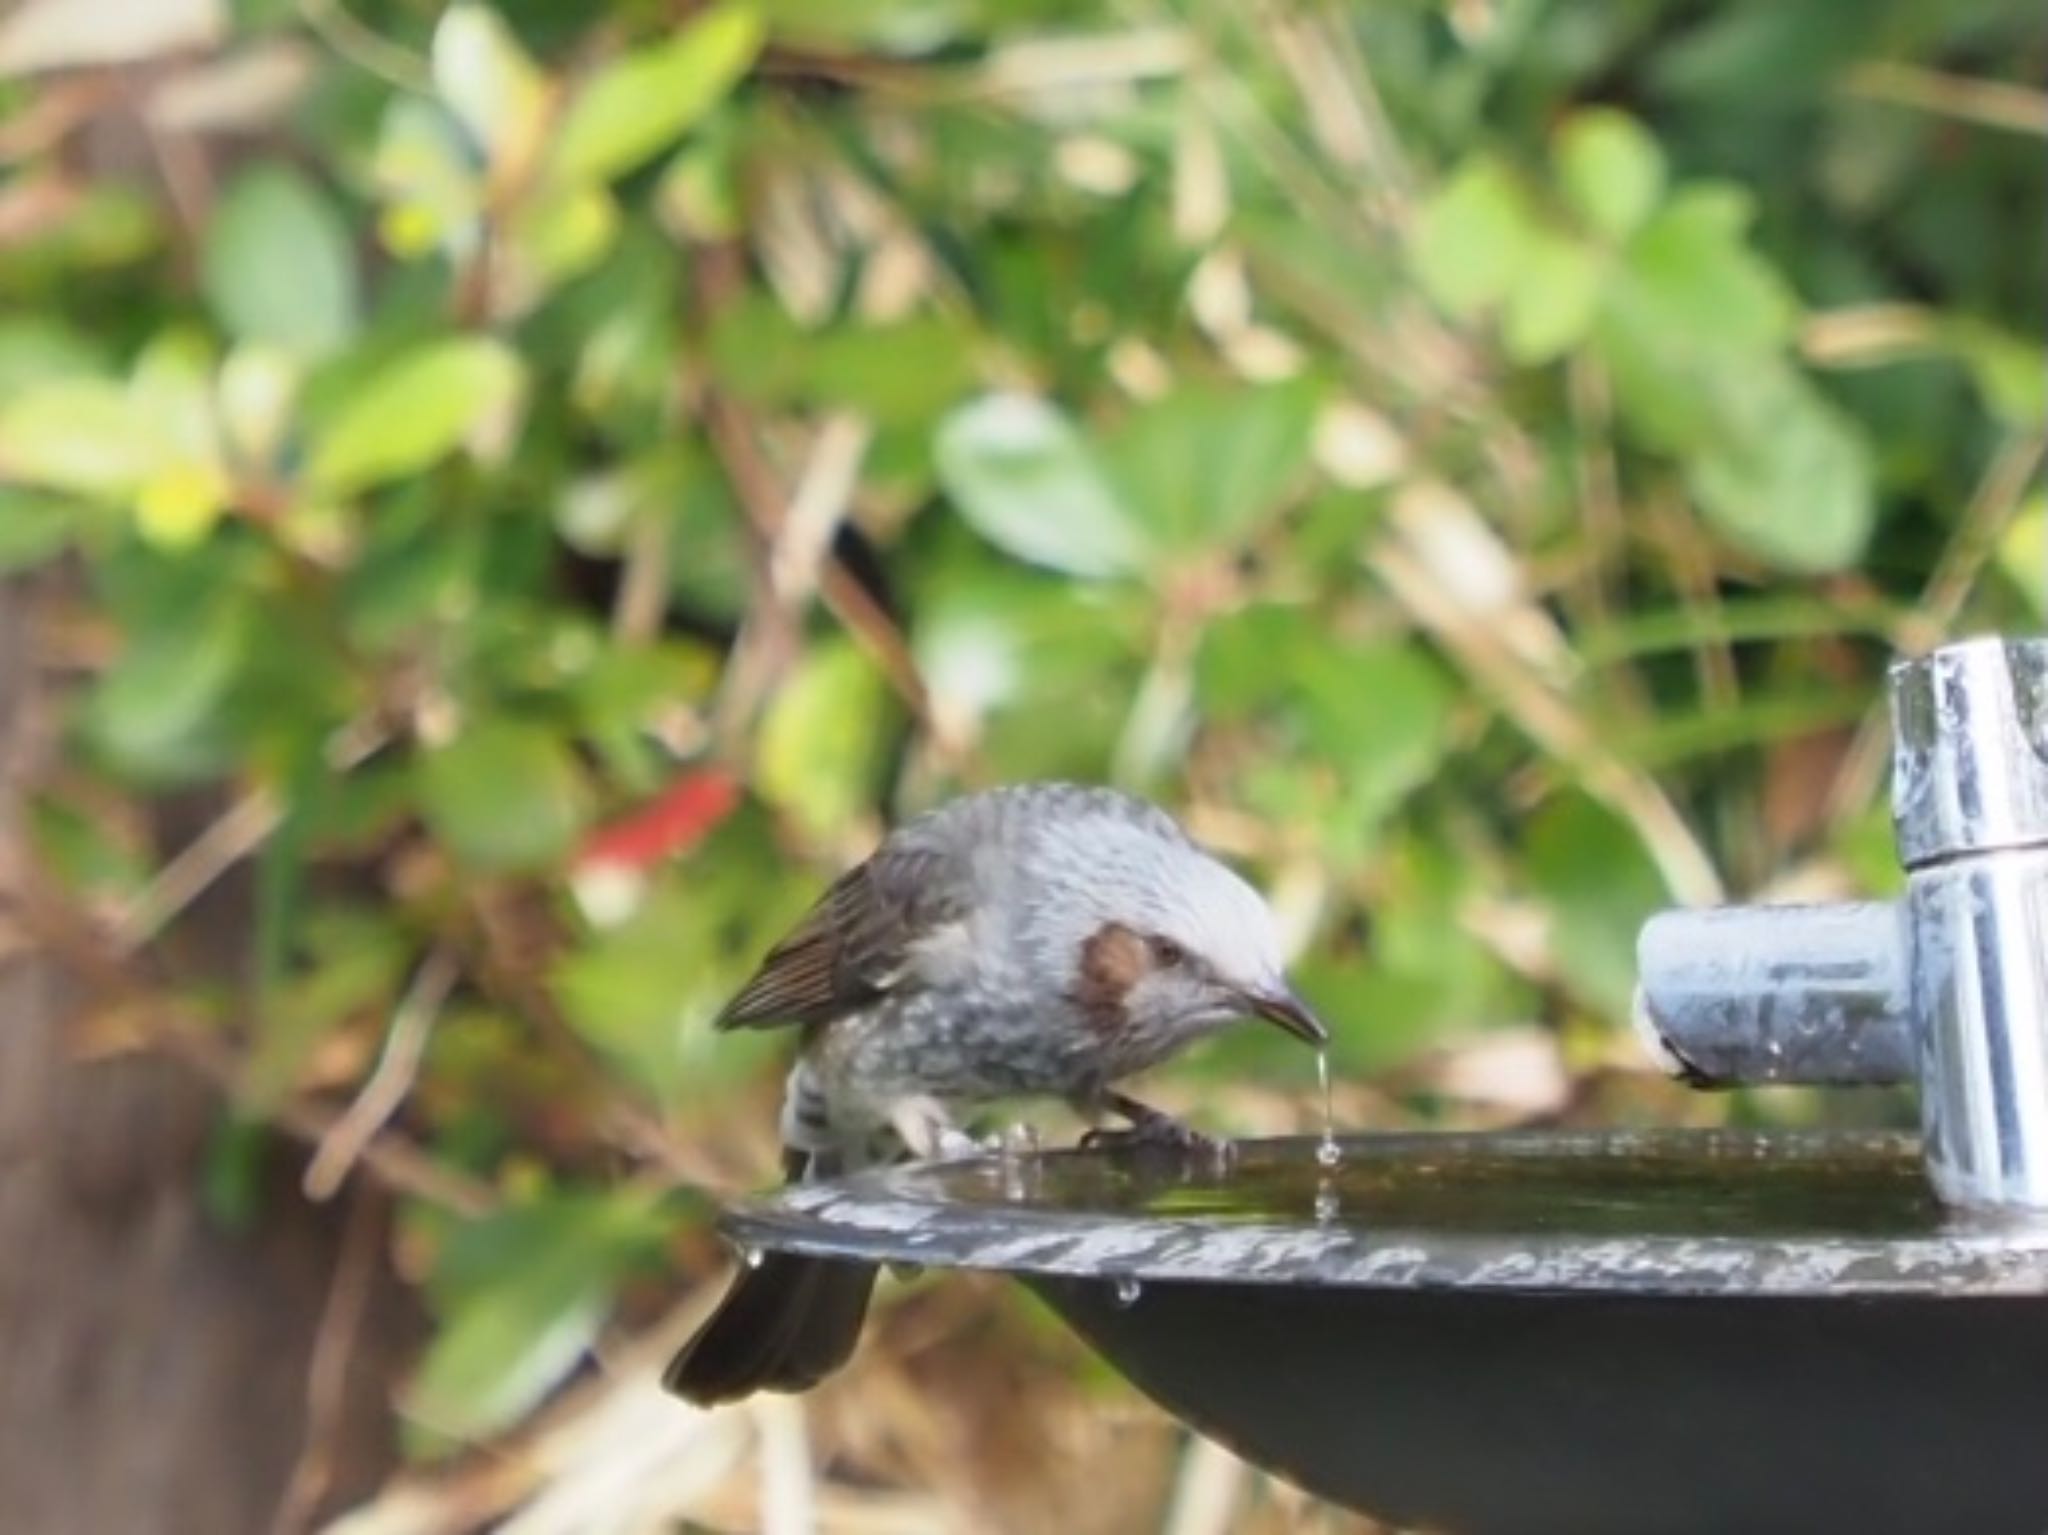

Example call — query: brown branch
[688,243,931,742]
[170,1024,498,1219]
[268,1192,385,1535]
[302,943,461,1201]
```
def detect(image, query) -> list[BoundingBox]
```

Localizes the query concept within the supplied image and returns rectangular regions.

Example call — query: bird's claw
[1080,1116,1232,1160]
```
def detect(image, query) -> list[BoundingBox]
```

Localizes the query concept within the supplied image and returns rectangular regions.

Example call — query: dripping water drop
[743,1246,764,1270]
[1315,1048,1342,1168]
[1112,1274,1143,1308]
[1314,1182,1340,1224]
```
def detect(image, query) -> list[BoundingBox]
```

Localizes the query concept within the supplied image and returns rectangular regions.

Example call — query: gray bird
[663,781,1326,1405]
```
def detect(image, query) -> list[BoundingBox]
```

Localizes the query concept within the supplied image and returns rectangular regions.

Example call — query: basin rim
[720,1128,2048,1298]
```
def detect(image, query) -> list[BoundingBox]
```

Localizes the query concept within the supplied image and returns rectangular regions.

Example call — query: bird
[662,780,1327,1405]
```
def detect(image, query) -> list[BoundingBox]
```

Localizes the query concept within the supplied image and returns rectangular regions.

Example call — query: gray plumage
[664,781,1325,1405]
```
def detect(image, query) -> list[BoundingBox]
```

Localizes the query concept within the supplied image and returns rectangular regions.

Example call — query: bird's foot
[1080,1100,1232,1160]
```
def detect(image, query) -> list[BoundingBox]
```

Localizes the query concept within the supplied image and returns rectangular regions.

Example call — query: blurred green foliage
[2,0,2042,1455]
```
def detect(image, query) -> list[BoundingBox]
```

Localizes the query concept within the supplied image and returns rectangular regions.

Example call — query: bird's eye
[1147,934,1187,967]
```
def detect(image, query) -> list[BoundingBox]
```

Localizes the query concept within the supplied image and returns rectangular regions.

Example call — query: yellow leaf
[135,459,230,549]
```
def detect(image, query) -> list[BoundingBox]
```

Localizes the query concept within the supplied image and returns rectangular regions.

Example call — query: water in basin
[927,1128,1946,1239]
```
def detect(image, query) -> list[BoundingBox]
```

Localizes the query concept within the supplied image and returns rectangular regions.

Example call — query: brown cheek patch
[1073,922,1151,1031]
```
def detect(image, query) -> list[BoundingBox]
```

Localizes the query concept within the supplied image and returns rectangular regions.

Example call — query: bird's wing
[715,842,964,1030]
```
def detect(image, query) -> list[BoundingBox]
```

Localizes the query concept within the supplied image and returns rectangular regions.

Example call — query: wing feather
[715,844,960,1030]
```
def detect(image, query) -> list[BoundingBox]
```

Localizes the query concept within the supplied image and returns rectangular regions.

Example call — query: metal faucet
[1635,635,2048,1212]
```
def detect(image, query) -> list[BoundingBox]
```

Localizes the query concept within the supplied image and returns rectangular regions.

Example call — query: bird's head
[1020,806,1325,1055]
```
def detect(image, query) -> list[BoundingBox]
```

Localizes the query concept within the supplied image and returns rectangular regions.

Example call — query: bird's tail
[662,1249,878,1406]
[662,1141,878,1406]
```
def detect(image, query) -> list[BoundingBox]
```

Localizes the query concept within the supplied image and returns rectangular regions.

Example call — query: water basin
[727,1129,2048,1533]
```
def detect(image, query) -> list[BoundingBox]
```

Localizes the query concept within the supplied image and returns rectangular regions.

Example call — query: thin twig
[270,1192,386,1535]
[139,105,214,278]
[1562,352,1653,716]
[1647,486,1740,717]
[155,1020,498,1218]
[457,888,734,1188]
[297,0,431,92]
[113,787,282,954]
[769,412,873,608]
[611,506,674,647]
[691,247,929,736]
[1825,430,2048,826]
[1800,303,1940,369]
[1371,528,1724,906]
[112,720,389,955]
[303,944,462,1201]
[1842,61,2048,138]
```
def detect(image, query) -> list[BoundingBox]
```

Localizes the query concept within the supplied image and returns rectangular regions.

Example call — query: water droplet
[1000,1121,1042,1158]
[1112,1275,1143,1307]
[1314,1183,1340,1224]
[1316,1047,1341,1167]
[742,1246,764,1270]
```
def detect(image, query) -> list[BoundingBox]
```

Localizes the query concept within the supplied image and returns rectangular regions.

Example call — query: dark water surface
[919,1129,1953,1240]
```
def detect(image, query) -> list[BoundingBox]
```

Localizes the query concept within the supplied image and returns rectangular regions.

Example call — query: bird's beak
[1242,983,1328,1047]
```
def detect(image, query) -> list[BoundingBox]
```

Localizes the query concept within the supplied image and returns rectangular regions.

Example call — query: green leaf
[217,344,301,471]
[127,332,229,549]
[911,571,1143,774]
[1525,791,1668,1018]
[1502,231,1602,364]
[1100,379,1320,556]
[201,165,360,356]
[756,641,890,841]
[408,1191,666,1445]
[84,591,254,781]
[1996,492,2048,617]
[755,0,972,51]
[432,3,548,171]
[0,377,150,498]
[1413,155,1539,319]
[0,318,102,404]
[246,907,407,1108]
[1286,835,1518,1068]
[372,98,484,259]
[550,4,764,184]
[419,717,590,873]
[1593,177,1864,575]
[552,876,776,1098]
[806,317,979,427]
[1554,109,1666,242]
[506,183,620,298]
[201,1116,269,1232]
[1684,360,1873,575]
[306,337,523,496]
[1616,187,1794,355]
[934,393,1143,578]
[1204,611,1452,858]
[1946,319,2048,431]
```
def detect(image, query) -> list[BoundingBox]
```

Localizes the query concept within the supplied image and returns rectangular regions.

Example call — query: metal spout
[1635,636,2048,1213]
[1633,903,1914,1088]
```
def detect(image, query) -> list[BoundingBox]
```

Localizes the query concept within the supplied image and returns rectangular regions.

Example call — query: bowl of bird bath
[723,1126,2048,1535]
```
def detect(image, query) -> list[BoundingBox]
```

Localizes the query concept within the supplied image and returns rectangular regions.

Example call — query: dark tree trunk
[0,589,414,1535]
